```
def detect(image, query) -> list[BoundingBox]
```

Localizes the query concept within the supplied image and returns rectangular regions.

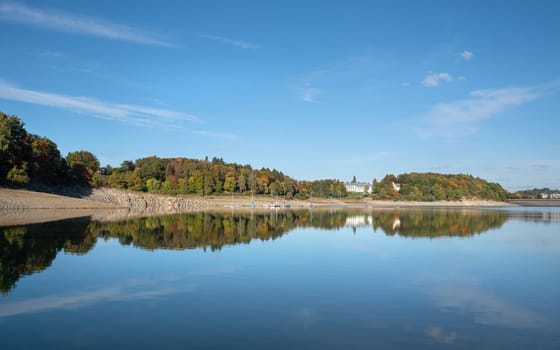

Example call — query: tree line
[105,156,348,199]
[509,188,560,199]
[0,113,100,186]
[1,209,509,293]
[371,172,509,201]
[1,112,511,201]
[0,112,346,198]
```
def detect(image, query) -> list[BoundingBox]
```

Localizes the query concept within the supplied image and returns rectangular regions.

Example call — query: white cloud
[299,86,321,102]
[0,2,177,47]
[197,33,259,49]
[429,86,542,125]
[293,55,383,103]
[430,285,544,328]
[0,80,200,128]
[422,72,453,87]
[415,273,544,329]
[0,279,196,318]
[460,50,474,60]
[415,81,560,137]
[425,326,457,344]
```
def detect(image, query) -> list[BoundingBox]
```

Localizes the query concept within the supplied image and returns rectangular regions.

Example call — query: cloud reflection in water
[0,278,196,318]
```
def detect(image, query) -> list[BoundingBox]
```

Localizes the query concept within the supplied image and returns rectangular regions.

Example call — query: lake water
[1,208,559,349]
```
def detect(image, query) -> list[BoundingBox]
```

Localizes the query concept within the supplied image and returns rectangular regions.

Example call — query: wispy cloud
[192,130,239,140]
[414,273,545,329]
[47,63,152,91]
[293,55,388,102]
[0,80,200,128]
[0,2,177,47]
[197,33,259,49]
[421,72,453,87]
[299,85,321,102]
[37,49,63,58]
[529,159,560,171]
[459,50,474,60]
[415,81,560,137]
[429,84,553,125]
[425,326,457,344]
[430,285,544,328]
[306,56,378,83]
[0,279,196,318]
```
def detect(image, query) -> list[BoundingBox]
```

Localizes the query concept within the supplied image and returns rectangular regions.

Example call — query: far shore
[0,187,518,227]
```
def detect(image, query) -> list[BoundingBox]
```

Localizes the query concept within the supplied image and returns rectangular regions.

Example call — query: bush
[6,165,29,187]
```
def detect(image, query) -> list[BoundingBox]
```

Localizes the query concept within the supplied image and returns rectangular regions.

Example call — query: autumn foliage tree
[0,111,109,187]
[66,150,100,185]
[374,172,508,201]
[105,155,347,199]
[0,112,70,186]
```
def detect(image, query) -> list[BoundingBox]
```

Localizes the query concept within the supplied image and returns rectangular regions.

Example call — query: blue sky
[0,0,559,190]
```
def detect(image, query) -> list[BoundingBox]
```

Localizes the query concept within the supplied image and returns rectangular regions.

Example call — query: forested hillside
[372,172,508,201]
[0,113,99,186]
[0,112,346,198]
[2,112,511,201]
[105,156,347,199]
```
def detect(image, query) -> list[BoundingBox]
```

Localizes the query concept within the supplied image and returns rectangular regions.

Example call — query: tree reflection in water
[2,208,544,294]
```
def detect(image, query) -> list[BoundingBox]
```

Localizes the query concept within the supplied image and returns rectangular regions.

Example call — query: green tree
[146,178,162,192]
[189,171,204,195]
[30,136,63,184]
[237,173,247,193]
[161,179,176,194]
[0,113,29,184]
[269,181,280,196]
[223,175,237,194]
[203,171,214,196]
[135,156,166,182]
[372,178,379,194]
[6,164,29,186]
[66,150,100,184]
[120,160,135,172]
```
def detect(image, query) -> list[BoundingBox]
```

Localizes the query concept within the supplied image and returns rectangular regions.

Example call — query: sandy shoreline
[0,187,515,226]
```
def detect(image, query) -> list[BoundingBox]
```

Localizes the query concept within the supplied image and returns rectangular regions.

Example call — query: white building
[541,193,560,199]
[345,215,371,227]
[345,182,371,194]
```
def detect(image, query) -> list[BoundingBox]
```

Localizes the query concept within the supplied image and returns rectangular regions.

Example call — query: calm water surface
[1,208,559,349]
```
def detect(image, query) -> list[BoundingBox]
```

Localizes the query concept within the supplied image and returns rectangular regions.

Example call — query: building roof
[344,182,370,187]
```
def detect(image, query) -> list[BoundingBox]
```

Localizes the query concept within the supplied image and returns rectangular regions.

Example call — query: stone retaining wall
[87,187,201,210]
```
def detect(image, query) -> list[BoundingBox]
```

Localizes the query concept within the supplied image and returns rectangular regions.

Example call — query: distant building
[345,182,371,194]
[541,193,560,199]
